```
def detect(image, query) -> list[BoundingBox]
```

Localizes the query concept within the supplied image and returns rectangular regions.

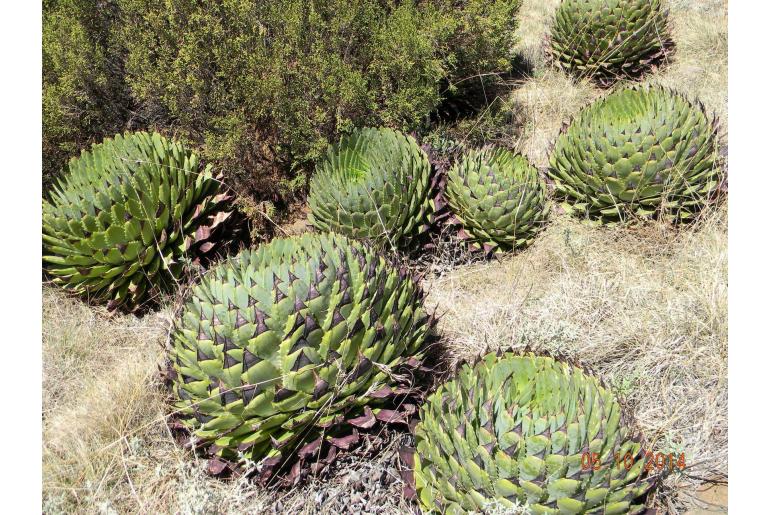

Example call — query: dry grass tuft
[42,290,174,513]
[42,289,169,418]
[649,0,728,124]
[509,72,598,168]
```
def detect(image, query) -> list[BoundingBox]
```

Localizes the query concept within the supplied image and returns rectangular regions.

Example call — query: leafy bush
[42,0,133,188]
[43,0,521,203]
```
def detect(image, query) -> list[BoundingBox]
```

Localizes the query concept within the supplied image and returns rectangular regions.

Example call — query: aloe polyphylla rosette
[412,353,655,514]
[42,131,231,311]
[549,0,672,85]
[549,86,720,223]
[446,147,548,253]
[169,232,432,485]
[308,128,436,249]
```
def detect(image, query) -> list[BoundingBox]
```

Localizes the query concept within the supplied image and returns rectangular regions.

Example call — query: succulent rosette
[549,86,720,223]
[413,352,655,514]
[42,131,231,311]
[446,147,548,253]
[308,127,437,249]
[169,232,432,484]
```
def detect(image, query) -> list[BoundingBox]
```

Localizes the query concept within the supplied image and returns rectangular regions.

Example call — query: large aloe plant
[412,352,656,514]
[169,232,432,484]
[549,86,721,223]
[549,0,673,85]
[446,147,548,253]
[308,128,438,250]
[42,131,231,311]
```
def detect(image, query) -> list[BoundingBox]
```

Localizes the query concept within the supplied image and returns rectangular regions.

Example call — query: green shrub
[43,0,521,203]
[42,0,132,189]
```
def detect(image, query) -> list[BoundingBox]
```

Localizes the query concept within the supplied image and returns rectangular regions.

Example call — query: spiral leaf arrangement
[549,86,720,223]
[308,128,437,250]
[42,131,231,311]
[169,233,432,484]
[446,147,549,254]
[549,0,673,85]
[412,352,655,514]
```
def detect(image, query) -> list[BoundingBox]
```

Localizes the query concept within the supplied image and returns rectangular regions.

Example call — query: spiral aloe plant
[169,232,432,485]
[412,352,655,514]
[549,0,672,85]
[446,147,548,253]
[42,131,231,311]
[549,86,720,223]
[308,128,436,249]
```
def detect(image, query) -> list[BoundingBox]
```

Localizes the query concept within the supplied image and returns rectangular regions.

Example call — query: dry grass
[42,0,728,513]
[649,0,728,124]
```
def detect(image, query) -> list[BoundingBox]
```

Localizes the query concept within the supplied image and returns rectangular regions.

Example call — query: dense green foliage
[42,132,230,312]
[446,147,548,253]
[42,0,133,187]
[170,232,430,483]
[43,0,522,200]
[308,127,435,249]
[549,86,720,223]
[414,352,653,514]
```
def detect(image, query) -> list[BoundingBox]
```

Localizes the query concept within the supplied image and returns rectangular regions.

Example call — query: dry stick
[254,207,290,237]
[446,71,506,90]
[92,450,121,502]
[362,185,397,252]
[120,436,146,513]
